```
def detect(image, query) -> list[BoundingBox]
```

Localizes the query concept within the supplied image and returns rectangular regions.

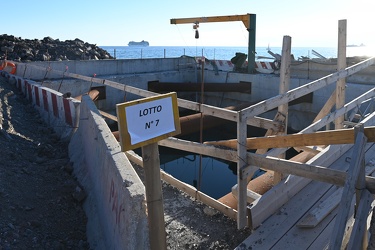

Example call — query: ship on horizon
[128,40,149,47]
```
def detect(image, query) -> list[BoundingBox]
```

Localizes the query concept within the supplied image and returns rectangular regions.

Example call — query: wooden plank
[255,112,286,154]
[99,110,118,121]
[247,143,350,230]
[271,185,340,250]
[297,151,375,229]
[240,141,375,249]
[159,137,238,163]
[231,184,262,203]
[294,145,323,154]
[313,89,336,123]
[335,19,347,129]
[262,143,375,249]
[331,125,367,249]
[205,125,375,150]
[261,88,375,158]
[276,143,375,250]
[347,189,373,250]
[237,176,334,249]
[297,187,342,228]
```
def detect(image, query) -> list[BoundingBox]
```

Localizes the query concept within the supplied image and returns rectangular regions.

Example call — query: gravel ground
[0,75,88,249]
[0,75,252,249]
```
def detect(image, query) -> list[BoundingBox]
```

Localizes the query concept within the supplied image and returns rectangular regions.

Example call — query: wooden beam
[231,184,262,203]
[170,14,250,29]
[99,110,118,121]
[205,126,375,150]
[313,89,336,123]
[159,137,238,162]
[297,155,375,229]
[265,98,375,158]
[296,187,342,228]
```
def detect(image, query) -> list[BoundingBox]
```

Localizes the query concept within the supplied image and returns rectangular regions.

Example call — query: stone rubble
[0,34,113,62]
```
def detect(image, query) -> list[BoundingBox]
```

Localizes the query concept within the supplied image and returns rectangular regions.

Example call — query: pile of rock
[0,34,114,62]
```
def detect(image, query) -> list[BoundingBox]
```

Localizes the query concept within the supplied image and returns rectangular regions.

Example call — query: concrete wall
[14,58,197,112]
[15,57,196,80]
[69,95,149,249]
[9,57,375,131]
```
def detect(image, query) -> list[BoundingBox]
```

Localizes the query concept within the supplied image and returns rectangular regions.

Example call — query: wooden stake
[274,35,291,184]
[142,143,166,250]
[335,19,347,129]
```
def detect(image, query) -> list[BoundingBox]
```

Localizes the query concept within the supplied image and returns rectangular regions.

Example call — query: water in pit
[155,124,267,200]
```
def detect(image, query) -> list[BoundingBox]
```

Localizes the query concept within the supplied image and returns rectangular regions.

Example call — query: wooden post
[335,19,347,129]
[237,110,248,229]
[142,143,167,250]
[330,124,367,249]
[247,14,256,73]
[274,35,291,184]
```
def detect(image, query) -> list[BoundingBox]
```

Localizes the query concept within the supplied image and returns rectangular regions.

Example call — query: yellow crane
[170,13,256,73]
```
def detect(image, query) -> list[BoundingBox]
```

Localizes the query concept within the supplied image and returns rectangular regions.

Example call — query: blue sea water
[100,45,374,61]
[101,46,331,60]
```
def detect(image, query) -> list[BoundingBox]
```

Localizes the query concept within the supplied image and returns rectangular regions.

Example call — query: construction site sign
[116,92,181,151]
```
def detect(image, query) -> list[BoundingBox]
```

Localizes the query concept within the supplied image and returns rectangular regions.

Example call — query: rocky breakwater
[0,34,114,61]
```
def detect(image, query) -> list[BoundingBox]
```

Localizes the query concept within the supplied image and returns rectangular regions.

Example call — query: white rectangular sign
[116,92,180,151]
[125,97,175,145]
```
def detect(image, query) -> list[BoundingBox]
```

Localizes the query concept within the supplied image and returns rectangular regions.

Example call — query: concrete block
[69,95,149,249]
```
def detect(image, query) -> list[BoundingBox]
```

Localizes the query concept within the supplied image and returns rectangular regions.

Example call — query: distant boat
[347,43,365,47]
[128,40,149,47]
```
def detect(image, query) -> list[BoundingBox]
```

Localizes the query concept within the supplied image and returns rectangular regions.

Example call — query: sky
[2,0,374,48]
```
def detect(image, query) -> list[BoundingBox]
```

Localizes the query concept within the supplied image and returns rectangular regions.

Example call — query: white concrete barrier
[2,71,79,139]
[69,95,149,249]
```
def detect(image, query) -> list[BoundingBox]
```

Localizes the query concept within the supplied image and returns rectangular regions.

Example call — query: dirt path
[0,76,88,249]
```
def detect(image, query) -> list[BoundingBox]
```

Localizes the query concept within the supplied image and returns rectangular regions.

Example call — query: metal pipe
[148,81,252,93]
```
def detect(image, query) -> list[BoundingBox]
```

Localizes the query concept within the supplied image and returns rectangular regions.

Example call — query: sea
[100,45,374,199]
[100,45,375,61]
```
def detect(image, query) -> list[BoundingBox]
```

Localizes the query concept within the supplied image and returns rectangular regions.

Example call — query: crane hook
[193,22,199,39]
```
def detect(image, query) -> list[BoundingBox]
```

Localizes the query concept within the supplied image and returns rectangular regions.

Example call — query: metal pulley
[193,22,199,39]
